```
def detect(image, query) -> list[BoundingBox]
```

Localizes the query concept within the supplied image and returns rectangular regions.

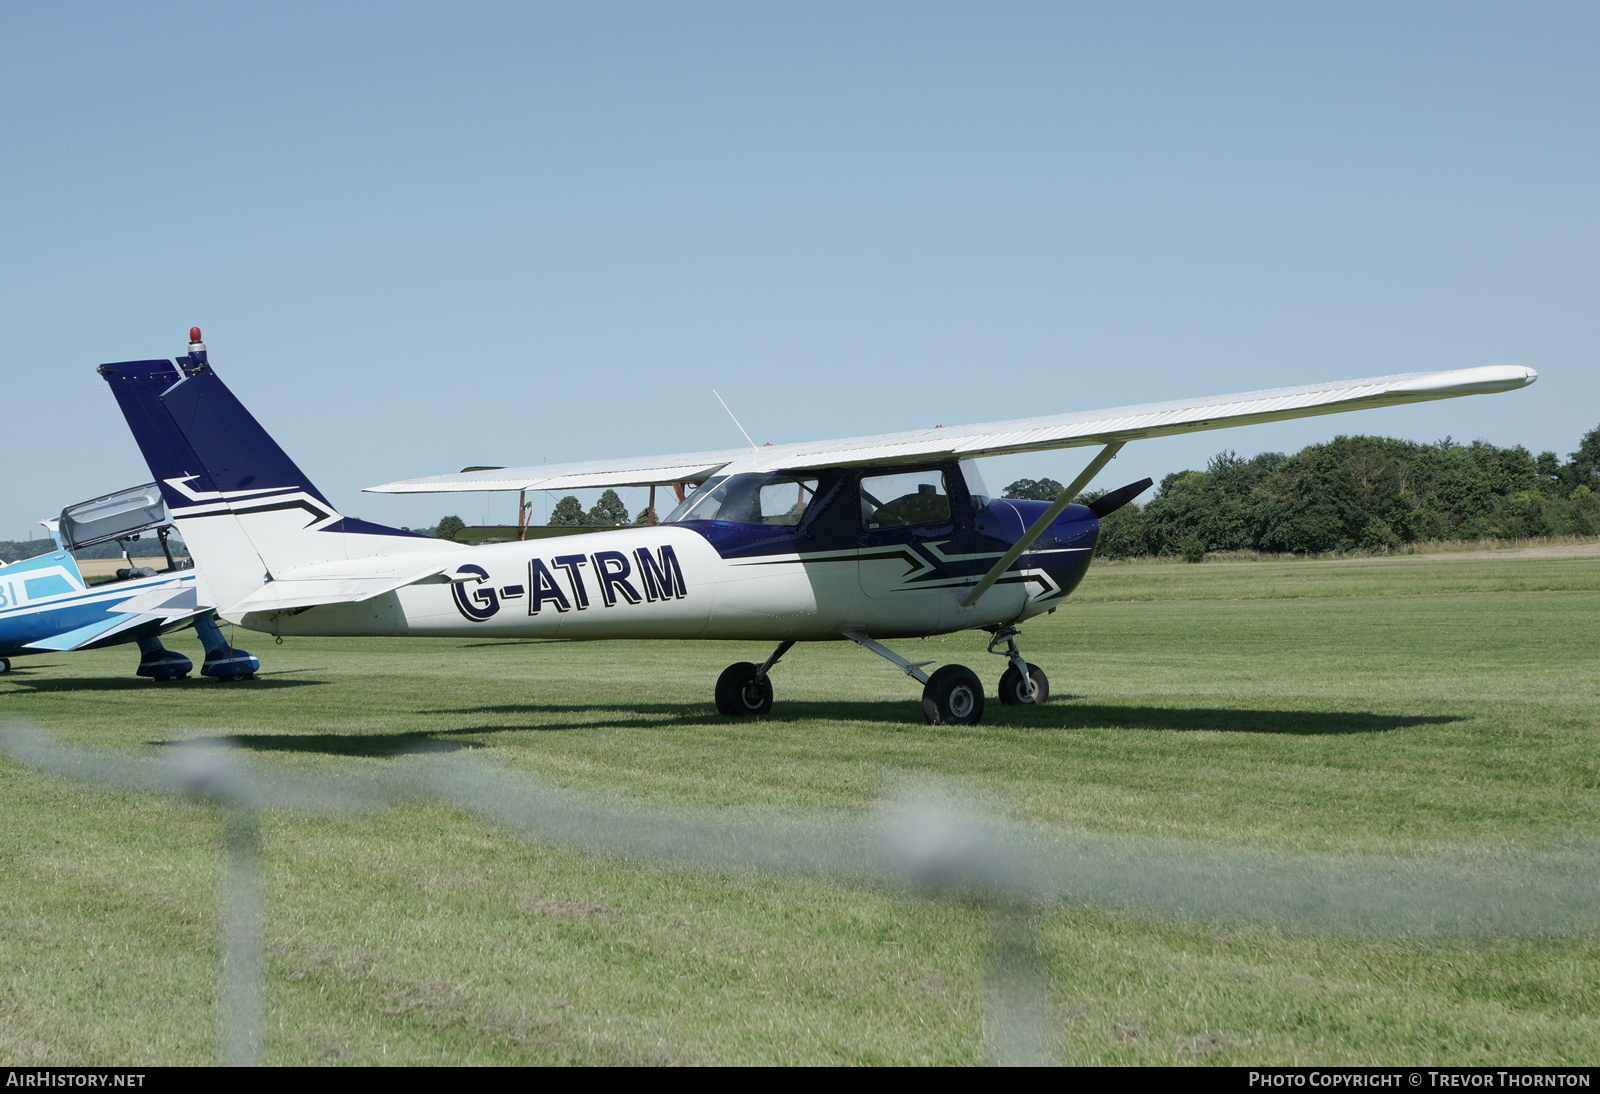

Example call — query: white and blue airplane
[98,330,1534,723]
[0,482,259,680]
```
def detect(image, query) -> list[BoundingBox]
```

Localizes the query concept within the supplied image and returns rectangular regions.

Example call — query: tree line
[1007,425,1600,559]
[429,489,646,542]
[417,426,1600,559]
[0,537,175,564]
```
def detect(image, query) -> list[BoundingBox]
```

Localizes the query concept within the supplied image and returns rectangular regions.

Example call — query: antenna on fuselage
[712,389,759,451]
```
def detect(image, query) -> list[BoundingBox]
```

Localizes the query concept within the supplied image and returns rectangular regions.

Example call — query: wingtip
[1390,366,1538,397]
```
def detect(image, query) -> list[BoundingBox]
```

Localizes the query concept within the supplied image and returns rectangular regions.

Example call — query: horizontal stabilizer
[109,582,203,617]
[1088,479,1154,518]
[222,561,471,615]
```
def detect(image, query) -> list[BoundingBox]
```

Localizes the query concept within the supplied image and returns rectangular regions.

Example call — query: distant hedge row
[1057,427,1600,558]
[0,538,134,563]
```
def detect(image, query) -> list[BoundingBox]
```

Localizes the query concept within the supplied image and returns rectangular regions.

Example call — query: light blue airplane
[0,483,259,681]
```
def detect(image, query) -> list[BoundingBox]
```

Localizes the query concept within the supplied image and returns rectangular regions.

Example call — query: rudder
[99,335,440,613]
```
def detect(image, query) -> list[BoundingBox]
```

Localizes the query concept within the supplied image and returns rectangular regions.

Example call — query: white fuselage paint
[233,524,1064,643]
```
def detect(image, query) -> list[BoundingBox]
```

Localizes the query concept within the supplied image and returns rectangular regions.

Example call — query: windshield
[662,478,725,524]
[664,473,819,526]
[960,460,992,509]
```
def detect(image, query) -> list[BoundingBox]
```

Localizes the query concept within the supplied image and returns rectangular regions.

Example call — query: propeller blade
[1087,478,1153,518]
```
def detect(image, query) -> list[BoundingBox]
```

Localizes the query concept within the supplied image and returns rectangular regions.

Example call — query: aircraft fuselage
[242,471,1100,644]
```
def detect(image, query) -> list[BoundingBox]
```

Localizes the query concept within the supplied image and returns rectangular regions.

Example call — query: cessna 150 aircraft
[99,330,1534,723]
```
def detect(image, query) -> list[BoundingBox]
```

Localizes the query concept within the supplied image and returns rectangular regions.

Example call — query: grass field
[3,546,1598,1065]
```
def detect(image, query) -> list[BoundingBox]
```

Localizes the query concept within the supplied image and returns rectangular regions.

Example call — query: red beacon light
[183,326,208,366]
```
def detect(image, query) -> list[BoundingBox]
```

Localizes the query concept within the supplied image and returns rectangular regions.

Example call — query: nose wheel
[997,662,1049,705]
[987,626,1049,705]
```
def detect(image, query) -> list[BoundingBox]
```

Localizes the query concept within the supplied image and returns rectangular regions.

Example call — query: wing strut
[959,441,1125,608]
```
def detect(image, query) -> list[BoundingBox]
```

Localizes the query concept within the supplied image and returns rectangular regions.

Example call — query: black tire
[715,662,774,716]
[921,664,984,725]
[0,658,10,674]
[997,663,1050,705]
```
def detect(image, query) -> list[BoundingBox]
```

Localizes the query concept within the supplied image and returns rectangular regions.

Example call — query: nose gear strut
[985,626,1050,706]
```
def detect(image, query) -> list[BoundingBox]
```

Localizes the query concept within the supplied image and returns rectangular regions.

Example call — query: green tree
[1569,485,1600,534]
[1002,477,1065,501]
[1566,426,1600,492]
[1142,451,1285,554]
[1490,491,1555,538]
[1091,502,1150,559]
[434,515,466,542]
[1535,451,1564,494]
[549,496,586,526]
[586,489,630,526]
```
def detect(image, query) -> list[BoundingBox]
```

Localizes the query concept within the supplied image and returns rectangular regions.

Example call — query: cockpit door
[854,466,965,611]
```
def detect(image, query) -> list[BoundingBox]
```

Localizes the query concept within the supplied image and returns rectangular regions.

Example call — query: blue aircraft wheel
[715,662,773,716]
[200,647,261,681]
[997,663,1050,706]
[922,665,984,725]
[0,658,9,674]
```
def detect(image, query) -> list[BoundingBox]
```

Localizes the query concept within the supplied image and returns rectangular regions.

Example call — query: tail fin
[99,337,439,611]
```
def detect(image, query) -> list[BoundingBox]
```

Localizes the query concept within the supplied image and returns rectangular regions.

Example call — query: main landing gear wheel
[136,645,193,682]
[922,665,984,725]
[0,658,10,674]
[715,662,774,716]
[998,662,1050,705]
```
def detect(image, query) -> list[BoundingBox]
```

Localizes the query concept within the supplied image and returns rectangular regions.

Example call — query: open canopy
[57,483,171,550]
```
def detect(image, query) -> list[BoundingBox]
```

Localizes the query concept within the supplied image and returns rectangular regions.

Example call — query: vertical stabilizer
[99,334,445,612]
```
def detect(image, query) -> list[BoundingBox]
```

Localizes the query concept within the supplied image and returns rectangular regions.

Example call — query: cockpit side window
[753,475,818,525]
[664,473,820,526]
[859,469,951,529]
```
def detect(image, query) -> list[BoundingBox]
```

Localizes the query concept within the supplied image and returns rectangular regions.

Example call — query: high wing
[365,366,1537,495]
[368,447,754,495]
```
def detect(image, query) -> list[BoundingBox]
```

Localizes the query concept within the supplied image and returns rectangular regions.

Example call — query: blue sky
[2,2,1594,538]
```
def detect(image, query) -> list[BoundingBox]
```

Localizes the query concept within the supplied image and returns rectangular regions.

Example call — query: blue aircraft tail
[99,352,344,517]
[99,336,438,613]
